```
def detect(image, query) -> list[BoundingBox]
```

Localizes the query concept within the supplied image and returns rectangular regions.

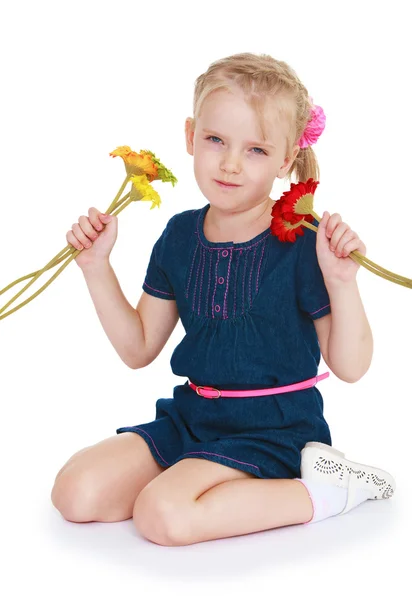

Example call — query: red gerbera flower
[271,178,320,242]
[270,201,307,242]
[269,178,412,289]
[271,178,319,243]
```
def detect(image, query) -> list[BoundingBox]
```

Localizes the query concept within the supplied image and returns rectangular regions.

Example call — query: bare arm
[314,280,373,383]
[82,261,179,369]
[134,289,179,368]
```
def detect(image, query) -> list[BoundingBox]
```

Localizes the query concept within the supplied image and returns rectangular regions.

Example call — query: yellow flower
[140,149,178,186]
[110,146,177,187]
[130,174,161,209]
[0,145,179,322]
[109,146,158,181]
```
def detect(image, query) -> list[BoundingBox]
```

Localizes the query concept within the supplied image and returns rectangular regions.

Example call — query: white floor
[5,485,407,598]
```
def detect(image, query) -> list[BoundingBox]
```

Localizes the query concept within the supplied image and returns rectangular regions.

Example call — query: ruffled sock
[295,478,371,523]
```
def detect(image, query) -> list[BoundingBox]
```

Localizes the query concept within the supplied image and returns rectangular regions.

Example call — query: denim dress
[116,203,332,479]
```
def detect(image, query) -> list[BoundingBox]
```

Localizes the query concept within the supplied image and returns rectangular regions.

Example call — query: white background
[0,0,410,597]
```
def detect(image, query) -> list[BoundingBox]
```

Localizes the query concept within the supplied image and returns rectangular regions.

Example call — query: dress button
[218,276,224,284]
[214,304,221,312]
[222,250,229,257]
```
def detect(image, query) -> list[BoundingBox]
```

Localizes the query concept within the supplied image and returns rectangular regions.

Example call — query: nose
[220,150,241,174]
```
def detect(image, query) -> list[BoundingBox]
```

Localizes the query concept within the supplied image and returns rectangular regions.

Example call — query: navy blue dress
[116,203,332,479]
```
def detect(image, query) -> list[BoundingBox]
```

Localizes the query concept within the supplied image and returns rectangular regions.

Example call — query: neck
[205,198,274,242]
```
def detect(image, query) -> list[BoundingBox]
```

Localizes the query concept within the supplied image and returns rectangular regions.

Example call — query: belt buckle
[196,385,221,399]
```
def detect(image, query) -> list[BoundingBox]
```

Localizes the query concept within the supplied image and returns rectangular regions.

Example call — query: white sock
[295,478,371,523]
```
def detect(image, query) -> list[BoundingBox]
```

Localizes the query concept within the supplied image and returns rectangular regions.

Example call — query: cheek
[249,163,273,186]
[193,154,212,191]
[193,154,204,177]
[194,150,214,175]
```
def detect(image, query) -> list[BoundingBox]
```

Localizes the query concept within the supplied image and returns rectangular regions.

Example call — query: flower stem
[349,249,411,283]
[0,189,133,320]
[107,172,132,212]
[301,221,318,233]
[309,209,323,223]
[349,252,412,288]
[301,221,412,288]
[0,190,132,300]
[306,212,412,286]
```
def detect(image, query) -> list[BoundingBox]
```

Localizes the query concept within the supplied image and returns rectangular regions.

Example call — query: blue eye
[206,136,267,155]
[251,147,266,155]
[207,135,222,143]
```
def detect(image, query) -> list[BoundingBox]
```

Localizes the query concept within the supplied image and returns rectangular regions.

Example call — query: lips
[215,179,241,187]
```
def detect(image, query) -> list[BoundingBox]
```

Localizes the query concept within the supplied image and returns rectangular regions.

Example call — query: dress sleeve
[296,222,331,320]
[142,217,176,301]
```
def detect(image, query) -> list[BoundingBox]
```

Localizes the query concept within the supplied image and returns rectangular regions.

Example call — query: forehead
[199,88,287,142]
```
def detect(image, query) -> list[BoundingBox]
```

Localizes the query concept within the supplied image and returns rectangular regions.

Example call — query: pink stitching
[144,282,175,297]
[233,250,240,318]
[223,248,233,319]
[196,233,270,252]
[182,451,261,472]
[206,250,212,317]
[310,303,331,315]
[133,427,170,465]
[192,243,202,312]
[185,239,199,299]
[242,249,248,314]
[192,208,271,318]
[256,238,267,293]
[198,247,206,315]
[249,246,257,306]
[211,250,220,319]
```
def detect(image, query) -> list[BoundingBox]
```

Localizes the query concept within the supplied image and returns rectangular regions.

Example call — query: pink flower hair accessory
[298,97,326,149]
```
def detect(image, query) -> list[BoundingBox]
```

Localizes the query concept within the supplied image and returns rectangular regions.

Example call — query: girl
[51,52,395,546]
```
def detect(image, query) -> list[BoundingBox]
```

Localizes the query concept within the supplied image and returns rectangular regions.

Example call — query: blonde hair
[191,52,320,184]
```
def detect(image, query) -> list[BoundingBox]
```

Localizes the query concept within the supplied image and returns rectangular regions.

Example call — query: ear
[277,143,301,179]
[185,117,195,155]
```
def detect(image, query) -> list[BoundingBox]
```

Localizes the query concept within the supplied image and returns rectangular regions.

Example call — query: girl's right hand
[66,207,118,269]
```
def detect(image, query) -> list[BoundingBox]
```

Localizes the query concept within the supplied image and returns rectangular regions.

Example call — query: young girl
[51,52,395,546]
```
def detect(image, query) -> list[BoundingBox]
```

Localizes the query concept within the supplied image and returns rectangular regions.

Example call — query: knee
[132,487,189,546]
[51,469,99,523]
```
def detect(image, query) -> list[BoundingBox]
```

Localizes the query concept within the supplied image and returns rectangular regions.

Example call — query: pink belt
[188,372,329,399]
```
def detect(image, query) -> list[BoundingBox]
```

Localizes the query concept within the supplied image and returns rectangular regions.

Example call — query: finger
[341,238,364,257]
[343,239,366,257]
[79,215,99,242]
[89,207,109,230]
[336,230,357,255]
[325,213,342,241]
[72,221,94,247]
[318,211,329,227]
[67,231,84,251]
[329,222,350,251]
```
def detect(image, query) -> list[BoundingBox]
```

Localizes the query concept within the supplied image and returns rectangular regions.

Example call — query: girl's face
[185,88,300,213]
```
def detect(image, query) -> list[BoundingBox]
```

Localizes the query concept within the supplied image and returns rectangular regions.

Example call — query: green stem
[307,211,411,285]
[0,190,132,320]
[301,221,412,289]
[349,252,412,288]
[301,221,318,233]
[350,249,411,283]
[107,172,132,213]
[0,191,131,299]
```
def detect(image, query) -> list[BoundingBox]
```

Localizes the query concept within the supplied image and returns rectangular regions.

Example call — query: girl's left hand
[316,211,367,284]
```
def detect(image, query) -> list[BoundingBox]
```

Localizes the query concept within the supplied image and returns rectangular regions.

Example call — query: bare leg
[51,432,167,523]
[176,478,313,545]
